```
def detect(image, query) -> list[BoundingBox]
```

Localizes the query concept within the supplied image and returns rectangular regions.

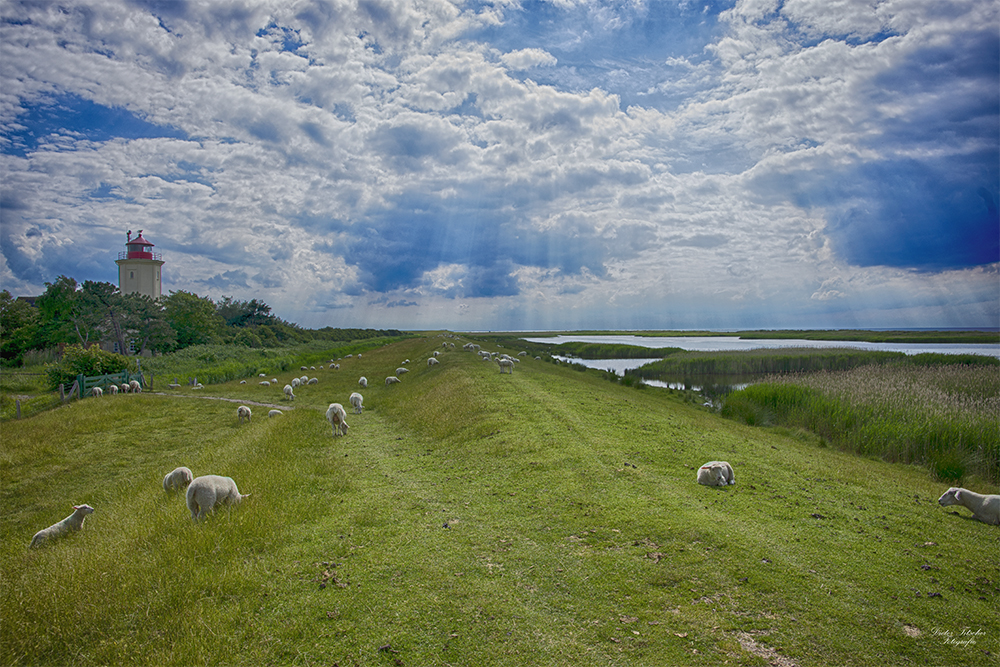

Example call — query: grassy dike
[1,335,997,666]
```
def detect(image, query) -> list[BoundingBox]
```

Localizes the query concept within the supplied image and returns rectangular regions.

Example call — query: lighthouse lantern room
[116,230,164,299]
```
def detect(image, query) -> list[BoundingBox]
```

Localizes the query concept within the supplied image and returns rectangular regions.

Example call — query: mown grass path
[1,335,997,666]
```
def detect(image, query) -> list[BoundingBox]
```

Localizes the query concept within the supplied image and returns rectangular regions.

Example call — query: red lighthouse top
[119,230,162,261]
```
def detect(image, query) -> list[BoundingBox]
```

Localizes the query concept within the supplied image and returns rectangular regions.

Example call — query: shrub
[45,345,131,390]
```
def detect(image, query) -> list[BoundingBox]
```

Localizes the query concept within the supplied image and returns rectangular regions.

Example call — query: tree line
[0,276,403,366]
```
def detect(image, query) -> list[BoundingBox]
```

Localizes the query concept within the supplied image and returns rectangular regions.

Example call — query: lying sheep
[284,384,295,400]
[237,405,252,424]
[938,487,1000,525]
[268,409,283,418]
[163,466,194,492]
[91,386,103,397]
[428,357,439,366]
[359,376,368,388]
[697,461,736,487]
[350,392,363,414]
[385,376,400,386]
[30,504,95,547]
[186,475,248,521]
[326,403,349,436]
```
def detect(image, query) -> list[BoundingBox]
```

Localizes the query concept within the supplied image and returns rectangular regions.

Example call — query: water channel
[524,334,1000,393]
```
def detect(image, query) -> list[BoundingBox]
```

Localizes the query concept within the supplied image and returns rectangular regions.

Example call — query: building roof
[128,233,153,247]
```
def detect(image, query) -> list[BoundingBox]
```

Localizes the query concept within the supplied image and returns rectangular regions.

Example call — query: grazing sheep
[300,375,309,384]
[30,504,95,547]
[300,366,308,371]
[428,357,440,366]
[359,376,368,388]
[697,461,736,487]
[259,373,266,377]
[186,475,248,521]
[283,384,295,400]
[268,409,283,417]
[91,386,103,397]
[326,403,350,436]
[307,378,319,385]
[163,466,194,492]
[121,383,130,394]
[259,380,271,387]
[129,380,141,393]
[396,367,409,375]
[938,487,1000,525]
[497,358,515,374]
[350,392,363,414]
[385,376,400,386]
[237,405,252,424]
[291,378,301,388]
[433,351,440,357]
[107,384,118,395]
[239,380,247,385]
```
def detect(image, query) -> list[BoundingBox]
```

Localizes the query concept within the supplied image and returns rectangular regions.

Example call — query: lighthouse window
[130,271,134,279]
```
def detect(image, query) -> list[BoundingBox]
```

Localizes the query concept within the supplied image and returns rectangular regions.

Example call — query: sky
[1,0,997,332]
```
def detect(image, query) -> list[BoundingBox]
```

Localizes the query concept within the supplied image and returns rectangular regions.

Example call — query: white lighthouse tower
[116,230,163,299]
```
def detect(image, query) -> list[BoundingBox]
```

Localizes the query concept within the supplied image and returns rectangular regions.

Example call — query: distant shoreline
[456,329,1000,344]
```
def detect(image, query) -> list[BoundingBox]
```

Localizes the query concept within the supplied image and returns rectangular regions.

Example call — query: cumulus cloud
[0,0,996,329]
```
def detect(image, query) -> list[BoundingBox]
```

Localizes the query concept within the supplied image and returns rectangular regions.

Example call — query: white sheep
[307,378,319,385]
[121,383,130,394]
[359,376,368,388]
[300,375,309,384]
[497,358,515,374]
[268,409,283,418]
[186,475,248,521]
[385,376,400,386]
[396,367,409,375]
[291,378,301,388]
[428,357,439,366]
[938,487,1000,525]
[91,386,103,397]
[239,380,247,385]
[259,373,266,377]
[271,378,278,384]
[107,384,118,395]
[300,366,308,371]
[326,403,349,436]
[284,384,295,400]
[259,380,271,387]
[433,351,440,357]
[697,461,736,487]
[237,405,252,424]
[350,392,364,414]
[29,504,95,547]
[129,380,141,393]
[163,466,194,492]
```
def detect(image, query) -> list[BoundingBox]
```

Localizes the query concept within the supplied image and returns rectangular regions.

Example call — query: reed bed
[721,364,1000,484]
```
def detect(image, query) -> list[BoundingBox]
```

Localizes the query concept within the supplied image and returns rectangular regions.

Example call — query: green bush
[44,345,131,390]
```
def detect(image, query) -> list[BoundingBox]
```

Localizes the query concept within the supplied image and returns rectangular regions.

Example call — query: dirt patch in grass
[734,631,799,667]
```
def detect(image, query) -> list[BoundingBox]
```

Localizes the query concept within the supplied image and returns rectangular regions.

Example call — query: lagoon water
[523,334,1000,359]
[527,334,1000,390]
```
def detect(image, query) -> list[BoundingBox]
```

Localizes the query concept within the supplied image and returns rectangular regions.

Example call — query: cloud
[0,0,996,330]
[500,48,557,70]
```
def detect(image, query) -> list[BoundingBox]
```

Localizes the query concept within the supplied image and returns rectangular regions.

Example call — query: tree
[0,289,40,364]
[216,296,274,328]
[35,275,80,347]
[163,291,222,348]
[121,294,176,355]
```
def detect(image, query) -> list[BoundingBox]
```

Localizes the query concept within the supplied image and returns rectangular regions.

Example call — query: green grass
[2,334,997,666]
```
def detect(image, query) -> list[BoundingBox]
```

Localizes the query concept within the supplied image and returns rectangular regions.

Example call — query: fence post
[60,384,65,402]
[15,399,21,419]
[77,374,85,399]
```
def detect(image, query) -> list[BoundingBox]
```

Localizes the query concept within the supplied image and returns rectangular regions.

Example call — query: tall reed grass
[721,364,1000,483]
